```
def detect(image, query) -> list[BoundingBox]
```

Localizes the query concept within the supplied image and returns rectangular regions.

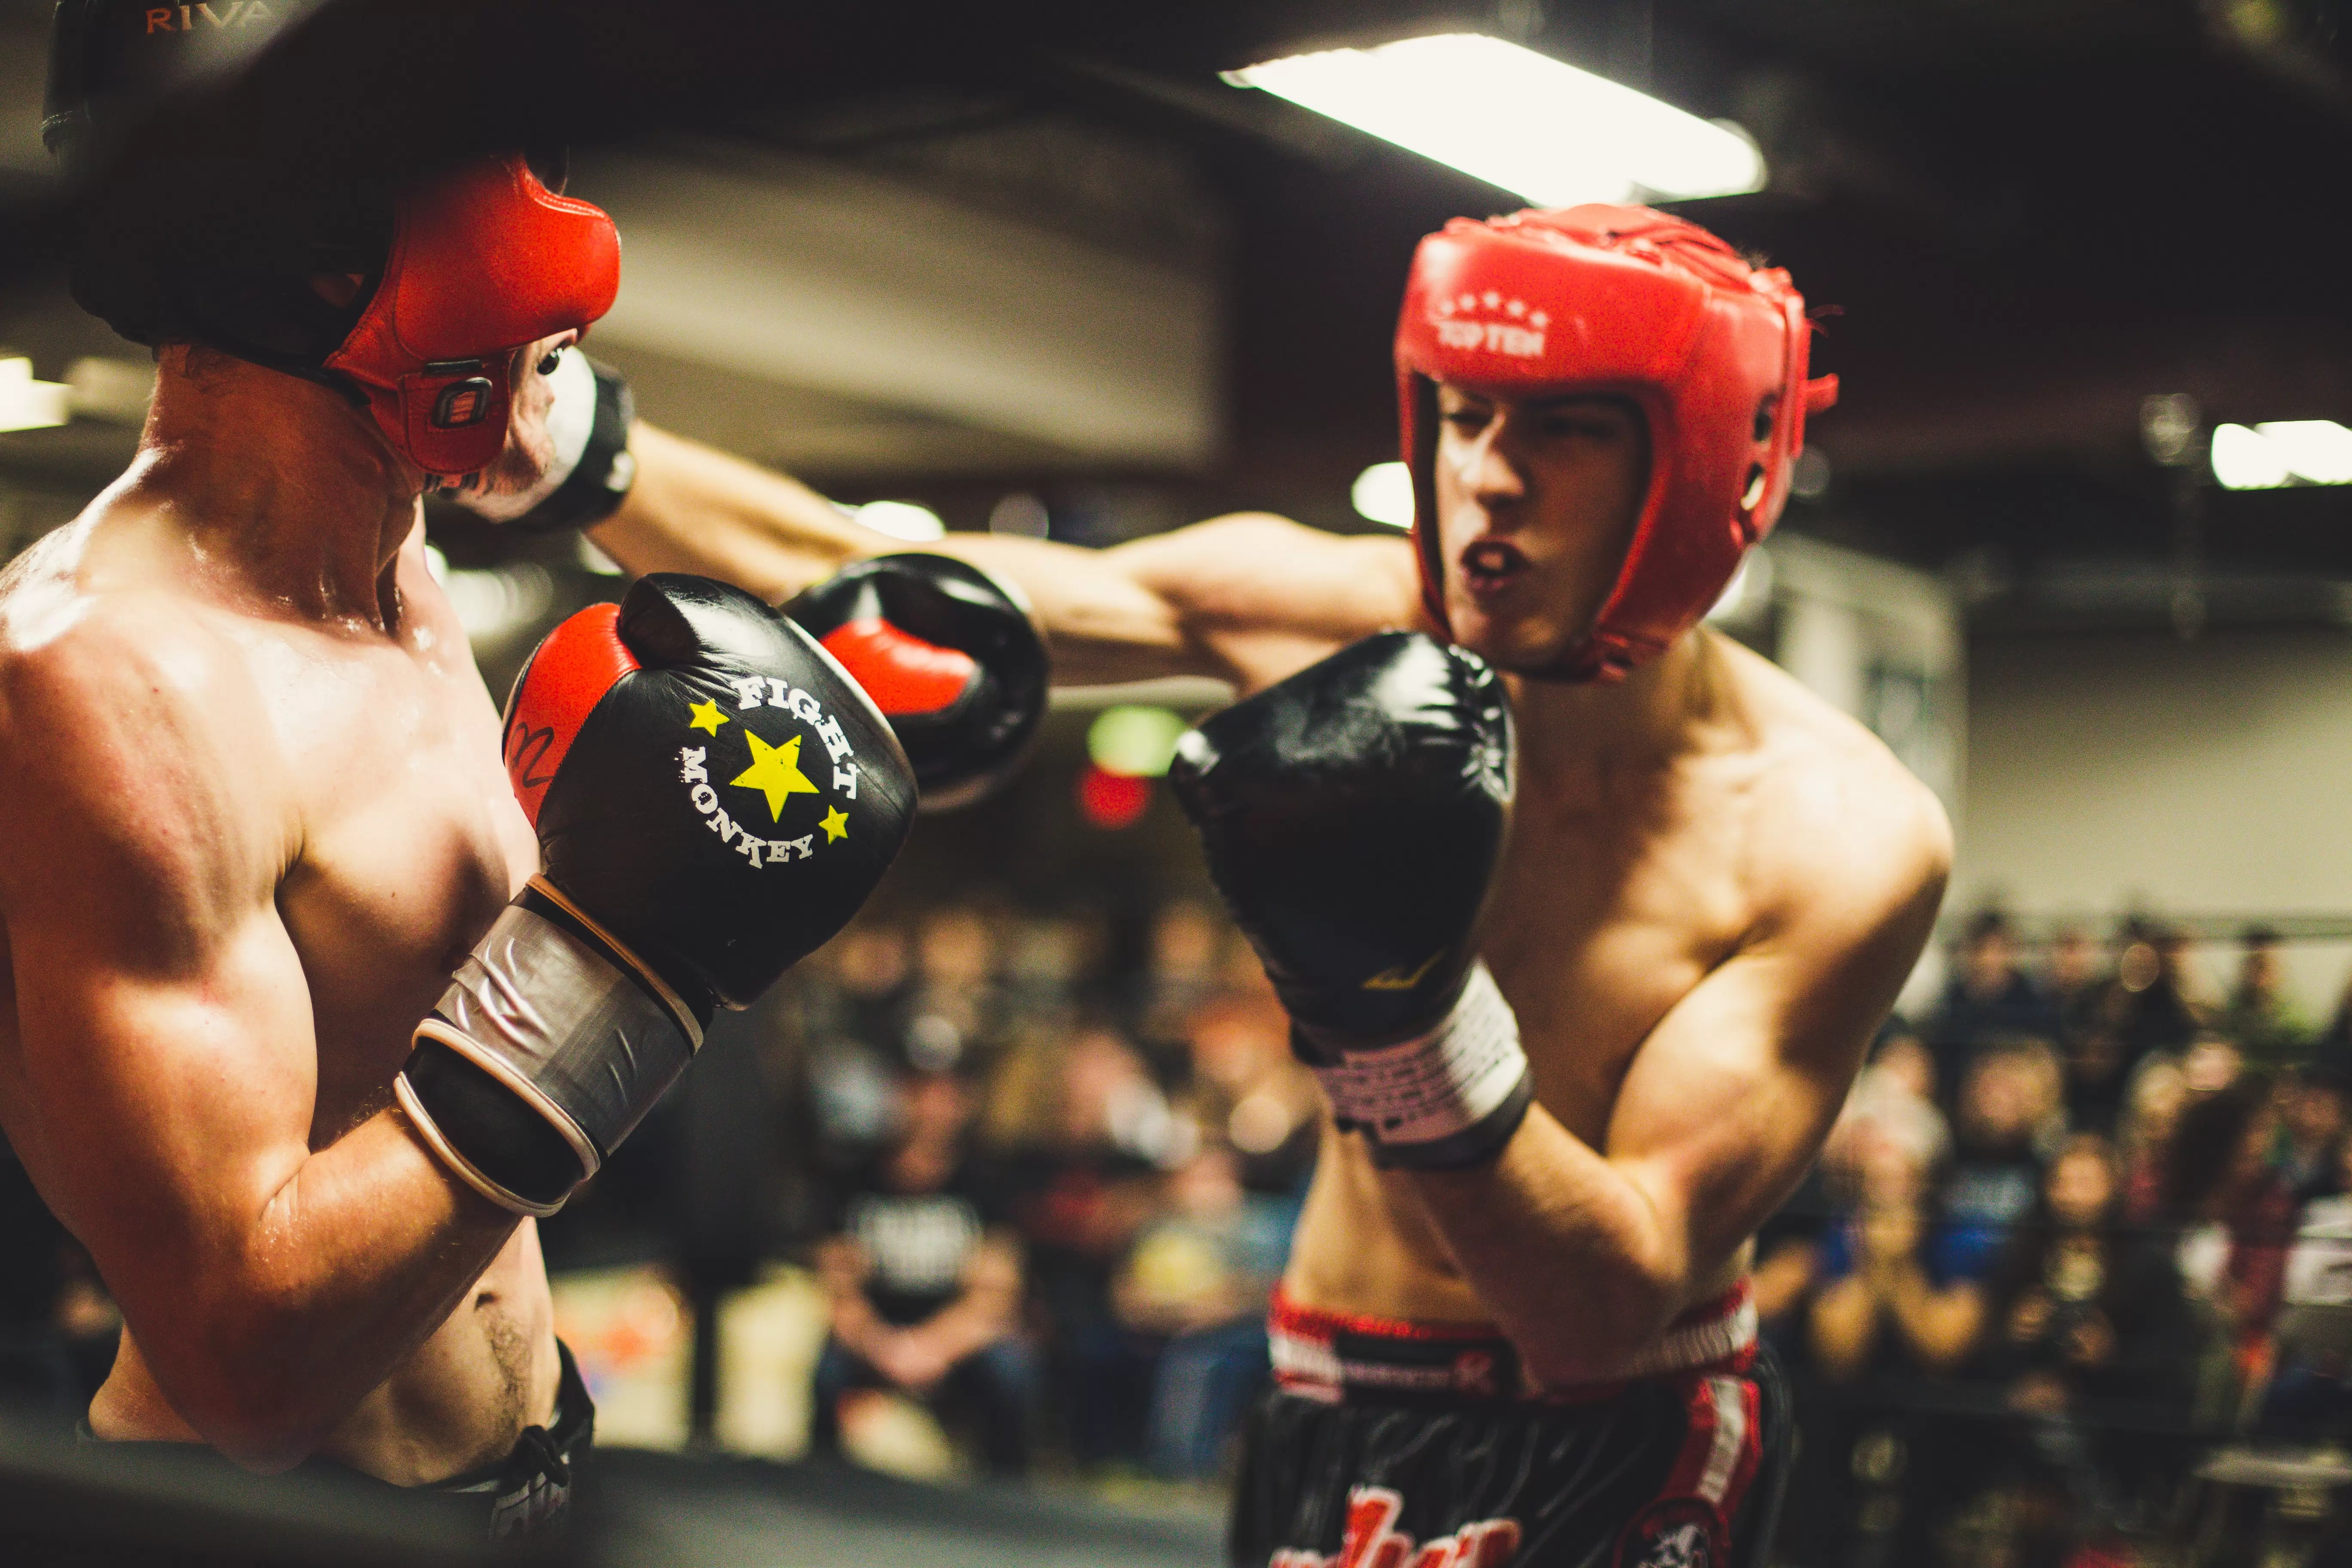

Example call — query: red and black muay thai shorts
[1228,1284,1788,1568]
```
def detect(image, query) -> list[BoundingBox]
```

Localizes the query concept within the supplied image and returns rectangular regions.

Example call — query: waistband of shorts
[1268,1280,1757,1404]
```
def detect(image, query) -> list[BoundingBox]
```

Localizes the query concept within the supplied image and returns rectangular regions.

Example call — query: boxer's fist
[785,554,1047,811]
[1170,633,1530,1168]
[397,575,916,1214]
[514,574,916,1007]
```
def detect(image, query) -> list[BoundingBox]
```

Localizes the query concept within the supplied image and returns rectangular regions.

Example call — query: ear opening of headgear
[1396,203,1834,683]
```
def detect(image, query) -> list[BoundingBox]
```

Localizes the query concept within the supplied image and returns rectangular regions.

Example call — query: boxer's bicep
[1603,788,1950,1293]
[0,626,314,1290]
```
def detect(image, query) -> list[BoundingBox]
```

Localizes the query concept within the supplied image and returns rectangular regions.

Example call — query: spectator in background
[2166,1073,2294,1383]
[1807,1139,1983,1386]
[1975,1136,2198,1553]
[1938,1041,2064,1281]
[1980,1135,2196,1415]
[2221,925,2310,1073]
[1765,1030,1948,1354]
[1112,1143,1290,1480]
[2103,920,2205,1070]
[986,1022,1179,1469]
[2118,1057,2190,1226]
[812,1070,1033,1475]
[800,925,913,1168]
[1004,914,1101,1029]
[2260,1134,2352,1442]
[1926,910,2063,1104]
[2280,1066,2351,1205]
[2063,1021,2133,1139]
[1180,994,1320,1207]
[906,903,1008,1076]
[2047,924,2107,1039]
[1129,900,1230,1072]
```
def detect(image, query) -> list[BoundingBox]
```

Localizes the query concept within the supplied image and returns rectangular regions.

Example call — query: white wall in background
[577,147,1222,471]
[1961,628,2352,1018]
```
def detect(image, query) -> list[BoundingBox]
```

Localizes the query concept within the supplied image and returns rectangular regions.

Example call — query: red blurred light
[1077,764,1152,830]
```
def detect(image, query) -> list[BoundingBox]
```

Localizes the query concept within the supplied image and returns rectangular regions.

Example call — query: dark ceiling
[6,0,2350,603]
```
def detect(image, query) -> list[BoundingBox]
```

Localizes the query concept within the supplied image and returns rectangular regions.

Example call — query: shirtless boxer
[588,204,1949,1565]
[0,1,929,1536]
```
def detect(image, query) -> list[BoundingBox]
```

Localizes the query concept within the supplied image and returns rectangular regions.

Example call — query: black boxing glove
[1169,632,1530,1170]
[785,554,1048,811]
[395,575,916,1215]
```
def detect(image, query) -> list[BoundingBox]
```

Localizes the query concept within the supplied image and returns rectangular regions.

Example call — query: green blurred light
[1087,705,1187,778]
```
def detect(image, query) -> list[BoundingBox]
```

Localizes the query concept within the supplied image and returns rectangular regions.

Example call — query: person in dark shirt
[1980,1134,2195,1414]
[1927,911,2063,1105]
[1937,1042,2061,1281]
[811,1070,1032,1474]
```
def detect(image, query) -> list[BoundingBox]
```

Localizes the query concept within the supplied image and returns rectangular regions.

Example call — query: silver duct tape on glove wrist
[1311,962,1533,1169]
[399,899,698,1216]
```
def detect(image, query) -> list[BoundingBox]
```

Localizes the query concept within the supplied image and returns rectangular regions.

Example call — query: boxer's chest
[1477,766,1755,1147]
[240,579,536,1142]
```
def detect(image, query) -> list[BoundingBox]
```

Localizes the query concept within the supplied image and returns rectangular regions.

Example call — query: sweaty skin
[591,395,1951,1387]
[0,336,582,1479]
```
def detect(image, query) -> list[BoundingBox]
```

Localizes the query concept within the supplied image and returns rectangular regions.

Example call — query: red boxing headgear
[1396,204,1837,682]
[325,154,621,481]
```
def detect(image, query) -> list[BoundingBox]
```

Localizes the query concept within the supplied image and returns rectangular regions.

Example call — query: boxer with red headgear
[594,196,1947,1563]
[1395,205,1838,680]
[0,0,912,1534]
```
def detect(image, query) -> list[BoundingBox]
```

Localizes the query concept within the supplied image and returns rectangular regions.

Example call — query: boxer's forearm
[158,1112,520,1470]
[586,423,875,601]
[1407,1106,1689,1387]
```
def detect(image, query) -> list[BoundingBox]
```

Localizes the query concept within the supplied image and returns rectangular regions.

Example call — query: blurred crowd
[772,898,1317,1485]
[1762,911,2352,1566]
[18,897,2352,1560]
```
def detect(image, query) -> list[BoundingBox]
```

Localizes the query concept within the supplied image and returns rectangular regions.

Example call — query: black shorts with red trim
[1227,1294,1791,1568]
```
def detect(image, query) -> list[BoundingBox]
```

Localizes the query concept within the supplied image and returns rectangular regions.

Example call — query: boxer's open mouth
[1460,540,1529,599]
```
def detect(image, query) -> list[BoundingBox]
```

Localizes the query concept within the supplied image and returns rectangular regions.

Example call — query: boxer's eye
[538,346,564,377]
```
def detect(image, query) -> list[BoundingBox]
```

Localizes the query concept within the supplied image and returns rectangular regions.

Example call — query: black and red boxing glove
[395,575,916,1216]
[1170,633,1531,1170]
[785,554,1047,811]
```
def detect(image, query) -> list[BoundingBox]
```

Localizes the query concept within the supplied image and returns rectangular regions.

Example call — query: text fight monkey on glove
[456,354,1050,812]
[398,576,915,1217]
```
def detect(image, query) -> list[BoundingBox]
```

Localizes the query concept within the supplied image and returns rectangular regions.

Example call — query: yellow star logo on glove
[819,806,849,843]
[687,699,730,735]
[730,731,818,821]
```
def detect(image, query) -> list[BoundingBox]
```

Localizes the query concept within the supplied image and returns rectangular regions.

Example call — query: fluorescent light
[1226,34,1764,205]
[1351,461,1415,528]
[0,358,70,433]
[2211,421,2352,490]
[2258,421,2352,486]
[855,500,947,542]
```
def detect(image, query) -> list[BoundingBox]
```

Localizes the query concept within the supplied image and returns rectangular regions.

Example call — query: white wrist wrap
[1312,962,1530,1159]
[460,346,597,523]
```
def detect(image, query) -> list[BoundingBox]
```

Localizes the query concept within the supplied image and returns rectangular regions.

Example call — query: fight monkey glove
[396,575,916,1216]
[1169,632,1530,1170]
[785,554,1048,811]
